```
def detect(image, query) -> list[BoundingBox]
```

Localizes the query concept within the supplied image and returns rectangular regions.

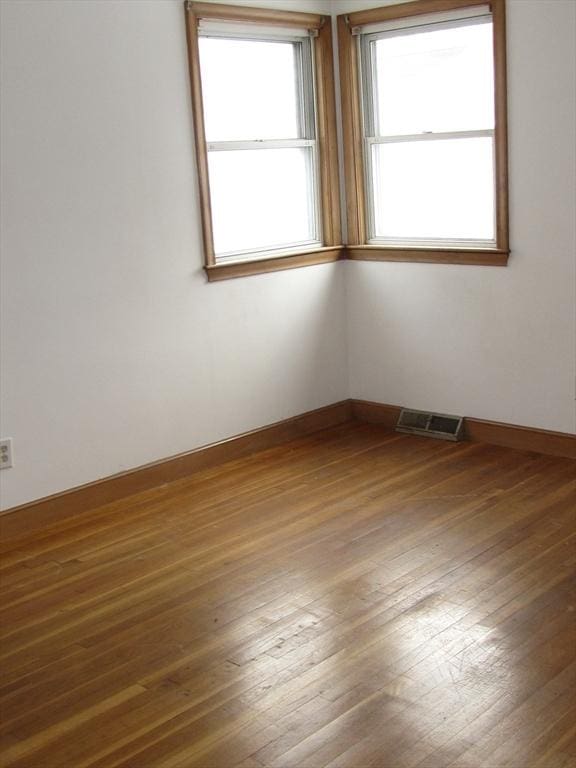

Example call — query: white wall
[1,0,574,511]
[337,0,576,434]
[0,0,347,510]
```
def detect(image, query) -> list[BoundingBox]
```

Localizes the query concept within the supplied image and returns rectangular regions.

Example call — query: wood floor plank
[1,424,575,767]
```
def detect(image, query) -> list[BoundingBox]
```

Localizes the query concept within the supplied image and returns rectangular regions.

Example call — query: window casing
[338,0,509,265]
[185,2,341,281]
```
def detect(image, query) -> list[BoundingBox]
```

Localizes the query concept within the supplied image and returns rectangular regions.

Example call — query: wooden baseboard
[0,401,352,540]
[350,399,401,428]
[350,399,576,459]
[3,397,574,540]
[465,417,576,459]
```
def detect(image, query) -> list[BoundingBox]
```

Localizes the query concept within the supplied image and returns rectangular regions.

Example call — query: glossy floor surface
[1,423,575,768]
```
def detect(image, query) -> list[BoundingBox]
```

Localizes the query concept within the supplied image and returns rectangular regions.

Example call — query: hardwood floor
[1,423,575,768]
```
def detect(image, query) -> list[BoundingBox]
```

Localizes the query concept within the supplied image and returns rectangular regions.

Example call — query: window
[185,2,341,280]
[186,0,509,277]
[338,0,509,265]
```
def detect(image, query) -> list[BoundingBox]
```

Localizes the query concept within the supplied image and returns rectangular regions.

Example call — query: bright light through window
[199,38,300,142]
[372,137,494,241]
[198,32,321,260]
[208,148,316,254]
[362,15,497,246]
[374,21,494,136]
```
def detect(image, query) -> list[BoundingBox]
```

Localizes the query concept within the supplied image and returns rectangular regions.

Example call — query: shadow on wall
[201,262,348,439]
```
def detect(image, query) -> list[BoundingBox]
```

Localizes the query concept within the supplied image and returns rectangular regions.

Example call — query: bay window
[185,0,509,277]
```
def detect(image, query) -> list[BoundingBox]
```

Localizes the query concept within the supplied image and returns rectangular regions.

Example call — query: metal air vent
[396,409,464,441]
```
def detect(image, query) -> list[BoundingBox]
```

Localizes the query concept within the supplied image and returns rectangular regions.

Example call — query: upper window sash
[359,15,495,139]
[199,26,317,143]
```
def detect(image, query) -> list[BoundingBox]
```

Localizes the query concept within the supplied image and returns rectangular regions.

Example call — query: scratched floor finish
[1,423,575,768]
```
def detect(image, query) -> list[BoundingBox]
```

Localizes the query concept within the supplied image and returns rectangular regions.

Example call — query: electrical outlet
[0,439,14,469]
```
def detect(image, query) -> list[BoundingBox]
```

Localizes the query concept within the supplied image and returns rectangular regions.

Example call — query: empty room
[0,0,575,766]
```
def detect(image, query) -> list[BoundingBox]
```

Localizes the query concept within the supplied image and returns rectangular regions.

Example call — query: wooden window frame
[338,0,509,266]
[185,2,342,281]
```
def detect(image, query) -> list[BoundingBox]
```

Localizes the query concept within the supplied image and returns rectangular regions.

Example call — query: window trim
[337,0,509,266]
[184,1,342,278]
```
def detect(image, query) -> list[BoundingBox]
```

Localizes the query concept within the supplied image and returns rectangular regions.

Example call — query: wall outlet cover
[0,439,14,469]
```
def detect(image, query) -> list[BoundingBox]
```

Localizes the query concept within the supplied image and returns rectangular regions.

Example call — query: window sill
[346,246,510,266]
[204,245,510,280]
[204,246,345,281]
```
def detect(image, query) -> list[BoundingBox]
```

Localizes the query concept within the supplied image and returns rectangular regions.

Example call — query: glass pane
[199,37,301,142]
[371,137,495,242]
[373,20,494,136]
[208,148,318,256]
